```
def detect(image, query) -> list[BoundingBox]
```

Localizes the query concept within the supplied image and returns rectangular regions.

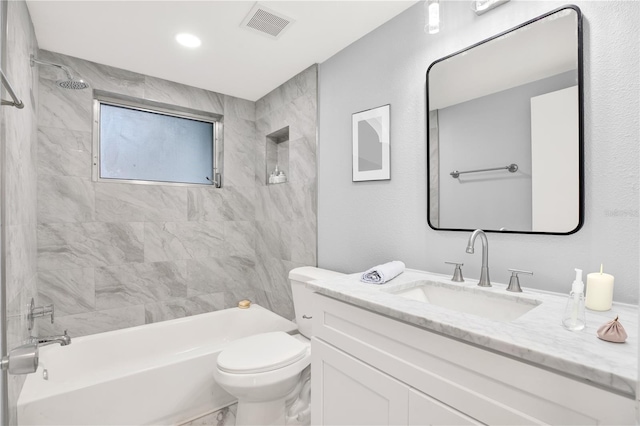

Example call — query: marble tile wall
[254,65,318,319]
[2,1,39,423]
[35,51,318,334]
[35,50,264,337]
[2,3,315,421]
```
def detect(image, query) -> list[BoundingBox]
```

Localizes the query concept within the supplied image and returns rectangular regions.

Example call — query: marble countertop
[307,269,638,397]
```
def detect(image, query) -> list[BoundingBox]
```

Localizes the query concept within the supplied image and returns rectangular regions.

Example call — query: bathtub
[17,304,298,425]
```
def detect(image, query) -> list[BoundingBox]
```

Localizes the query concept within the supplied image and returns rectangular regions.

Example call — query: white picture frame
[352,104,390,182]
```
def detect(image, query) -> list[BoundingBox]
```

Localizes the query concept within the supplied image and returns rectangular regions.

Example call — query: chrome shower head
[30,54,89,90]
[56,78,89,90]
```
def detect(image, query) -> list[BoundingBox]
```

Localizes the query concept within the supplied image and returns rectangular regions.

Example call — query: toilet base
[236,399,288,426]
[285,367,311,425]
[235,367,311,426]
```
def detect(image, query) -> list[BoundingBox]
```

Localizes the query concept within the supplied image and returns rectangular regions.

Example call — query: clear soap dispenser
[562,268,586,331]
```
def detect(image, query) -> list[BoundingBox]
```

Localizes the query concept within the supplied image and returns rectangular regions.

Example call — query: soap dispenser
[562,268,586,331]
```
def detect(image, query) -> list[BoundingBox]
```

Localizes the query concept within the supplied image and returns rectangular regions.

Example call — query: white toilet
[214,267,344,426]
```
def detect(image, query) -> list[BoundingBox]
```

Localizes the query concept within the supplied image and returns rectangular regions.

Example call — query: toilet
[214,267,344,426]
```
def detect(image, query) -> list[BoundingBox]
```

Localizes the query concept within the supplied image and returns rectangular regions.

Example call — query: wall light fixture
[425,0,440,34]
[472,0,510,15]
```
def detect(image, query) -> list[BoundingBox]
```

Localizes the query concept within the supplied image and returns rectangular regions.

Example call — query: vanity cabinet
[314,337,478,425]
[311,293,635,425]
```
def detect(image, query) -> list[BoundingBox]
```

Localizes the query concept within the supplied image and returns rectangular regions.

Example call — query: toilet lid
[217,331,309,374]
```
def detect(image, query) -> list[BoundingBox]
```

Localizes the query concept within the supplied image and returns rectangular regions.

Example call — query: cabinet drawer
[312,293,634,425]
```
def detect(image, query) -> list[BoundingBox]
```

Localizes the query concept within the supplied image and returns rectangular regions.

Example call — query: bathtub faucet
[31,330,71,347]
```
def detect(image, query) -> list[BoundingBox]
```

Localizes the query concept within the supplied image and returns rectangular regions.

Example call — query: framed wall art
[352,104,390,182]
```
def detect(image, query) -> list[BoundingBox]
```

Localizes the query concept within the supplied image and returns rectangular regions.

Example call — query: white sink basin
[385,280,541,322]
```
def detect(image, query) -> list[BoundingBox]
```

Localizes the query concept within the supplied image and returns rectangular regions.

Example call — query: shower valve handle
[27,298,55,330]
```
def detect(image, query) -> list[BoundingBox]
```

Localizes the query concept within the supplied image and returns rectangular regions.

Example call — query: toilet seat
[217,332,308,374]
[214,332,311,403]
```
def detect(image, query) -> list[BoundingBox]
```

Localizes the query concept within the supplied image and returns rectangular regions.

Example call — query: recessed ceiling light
[175,33,201,48]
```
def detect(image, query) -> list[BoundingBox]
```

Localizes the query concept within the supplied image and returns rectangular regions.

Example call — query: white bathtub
[17,304,298,425]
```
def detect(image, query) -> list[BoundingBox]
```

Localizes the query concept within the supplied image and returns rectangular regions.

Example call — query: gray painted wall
[438,70,576,231]
[318,1,639,303]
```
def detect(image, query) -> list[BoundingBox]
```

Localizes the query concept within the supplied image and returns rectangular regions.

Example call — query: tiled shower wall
[254,71,318,319]
[35,49,318,336]
[2,1,39,423]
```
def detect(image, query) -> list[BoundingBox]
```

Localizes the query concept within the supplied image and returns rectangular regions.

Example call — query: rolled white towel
[360,261,405,284]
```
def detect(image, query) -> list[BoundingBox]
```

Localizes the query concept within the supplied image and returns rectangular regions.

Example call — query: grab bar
[450,163,518,178]
[0,69,24,109]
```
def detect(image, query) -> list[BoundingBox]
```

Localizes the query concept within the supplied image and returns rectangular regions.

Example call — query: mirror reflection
[427,6,583,234]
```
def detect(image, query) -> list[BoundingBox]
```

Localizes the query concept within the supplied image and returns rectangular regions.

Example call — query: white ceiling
[26,1,418,101]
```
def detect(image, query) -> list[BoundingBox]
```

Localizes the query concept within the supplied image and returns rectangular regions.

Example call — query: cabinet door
[408,388,482,426]
[312,338,409,425]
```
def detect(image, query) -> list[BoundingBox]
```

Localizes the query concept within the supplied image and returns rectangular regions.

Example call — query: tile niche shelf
[266,126,289,185]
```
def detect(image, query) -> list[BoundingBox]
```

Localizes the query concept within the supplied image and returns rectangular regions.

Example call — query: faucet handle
[445,261,465,282]
[507,269,533,292]
[27,298,54,331]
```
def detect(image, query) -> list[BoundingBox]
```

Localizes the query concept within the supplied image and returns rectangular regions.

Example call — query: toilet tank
[288,267,344,338]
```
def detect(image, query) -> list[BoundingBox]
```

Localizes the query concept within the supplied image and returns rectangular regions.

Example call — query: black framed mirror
[427,5,583,235]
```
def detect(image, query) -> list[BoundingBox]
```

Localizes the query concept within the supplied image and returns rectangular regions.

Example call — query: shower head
[30,54,89,90]
[56,78,90,90]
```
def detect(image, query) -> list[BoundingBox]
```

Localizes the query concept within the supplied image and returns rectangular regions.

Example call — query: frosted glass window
[99,103,214,185]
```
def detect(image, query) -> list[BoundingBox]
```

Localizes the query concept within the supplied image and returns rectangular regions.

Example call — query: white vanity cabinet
[313,337,478,425]
[311,293,635,425]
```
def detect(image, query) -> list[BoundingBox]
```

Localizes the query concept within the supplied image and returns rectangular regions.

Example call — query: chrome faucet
[466,229,491,287]
[30,330,71,347]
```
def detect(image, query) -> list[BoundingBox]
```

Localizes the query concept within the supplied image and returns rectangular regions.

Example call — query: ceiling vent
[241,3,294,39]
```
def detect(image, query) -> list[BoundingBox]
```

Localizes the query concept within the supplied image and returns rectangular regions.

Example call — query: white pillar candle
[585,272,614,311]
